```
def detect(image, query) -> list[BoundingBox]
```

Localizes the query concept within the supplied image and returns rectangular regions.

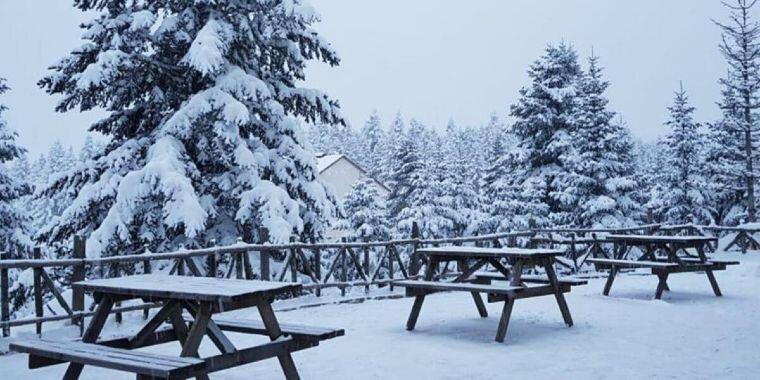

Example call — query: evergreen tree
[380,112,405,183]
[659,84,712,224]
[0,77,32,253]
[79,134,104,162]
[566,54,640,228]
[338,177,390,241]
[441,120,482,235]
[705,72,746,224]
[358,110,384,177]
[479,125,519,232]
[715,0,760,222]
[509,42,582,227]
[37,0,342,259]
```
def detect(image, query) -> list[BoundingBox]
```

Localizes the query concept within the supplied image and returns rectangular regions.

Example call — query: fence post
[141,244,151,320]
[340,237,348,297]
[528,218,537,248]
[207,240,217,278]
[1,251,9,337]
[33,247,43,336]
[311,236,321,297]
[410,222,421,276]
[72,236,86,334]
[259,228,270,281]
[289,237,298,283]
[363,237,370,293]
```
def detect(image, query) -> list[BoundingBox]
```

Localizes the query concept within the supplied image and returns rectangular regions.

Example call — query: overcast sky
[0,0,731,157]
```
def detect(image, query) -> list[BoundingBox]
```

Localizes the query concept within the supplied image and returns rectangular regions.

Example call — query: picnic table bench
[10,274,344,379]
[396,246,586,343]
[586,235,739,299]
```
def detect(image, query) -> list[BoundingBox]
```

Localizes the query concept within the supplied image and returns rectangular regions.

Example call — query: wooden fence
[1,222,758,338]
[0,225,534,338]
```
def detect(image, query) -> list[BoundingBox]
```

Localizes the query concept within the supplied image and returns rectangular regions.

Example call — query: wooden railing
[0,226,533,338]
[1,222,757,339]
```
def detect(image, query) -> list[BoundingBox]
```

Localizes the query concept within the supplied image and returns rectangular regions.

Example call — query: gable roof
[316,153,390,192]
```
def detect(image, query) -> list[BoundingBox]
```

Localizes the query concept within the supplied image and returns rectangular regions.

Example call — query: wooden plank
[417,246,564,259]
[129,301,179,348]
[473,272,588,286]
[74,275,301,303]
[189,316,344,341]
[586,258,679,268]
[201,337,316,374]
[396,280,525,295]
[12,339,205,379]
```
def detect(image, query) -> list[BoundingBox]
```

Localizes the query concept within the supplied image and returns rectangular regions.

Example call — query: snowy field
[2,252,760,379]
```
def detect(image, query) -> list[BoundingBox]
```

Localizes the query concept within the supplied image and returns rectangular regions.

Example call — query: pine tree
[0,77,32,253]
[358,110,384,177]
[441,120,482,235]
[509,42,582,227]
[79,134,104,162]
[380,112,405,183]
[660,84,712,224]
[338,177,390,241]
[715,0,760,222]
[566,54,640,228]
[37,0,343,258]
[479,125,518,232]
[705,72,746,224]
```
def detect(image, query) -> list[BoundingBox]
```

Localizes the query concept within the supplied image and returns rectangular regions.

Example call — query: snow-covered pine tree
[441,120,482,235]
[565,54,640,228]
[358,110,384,177]
[479,124,516,232]
[705,72,746,225]
[0,77,32,253]
[715,0,760,222]
[338,177,390,241]
[659,84,712,224]
[509,42,582,227]
[379,112,405,183]
[79,134,105,162]
[37,0,342,259]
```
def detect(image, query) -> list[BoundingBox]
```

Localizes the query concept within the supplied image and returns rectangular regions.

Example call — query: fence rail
[1,222,757,338]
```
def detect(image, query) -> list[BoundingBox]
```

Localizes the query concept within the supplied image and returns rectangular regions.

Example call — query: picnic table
[586,234,739,299]
[10,274,344,379]
[396,246,587,343]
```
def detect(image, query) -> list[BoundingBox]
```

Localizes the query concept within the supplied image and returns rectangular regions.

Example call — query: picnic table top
[74,274,301,303]
[605,234,717,244]
[416,246,565,259]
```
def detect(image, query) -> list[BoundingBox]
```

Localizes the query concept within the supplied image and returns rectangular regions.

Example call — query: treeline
[314,0,760,240]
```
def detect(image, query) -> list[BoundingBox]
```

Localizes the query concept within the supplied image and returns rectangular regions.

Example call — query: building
[316,154,390,200]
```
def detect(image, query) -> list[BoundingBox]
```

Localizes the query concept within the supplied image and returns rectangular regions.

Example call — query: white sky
[0,0,731,156]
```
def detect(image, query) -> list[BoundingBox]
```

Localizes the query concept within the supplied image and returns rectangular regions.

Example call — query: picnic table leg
[705,270,722,297]
[257,299,301,380]
[63,294,114,380]
[655,272,669,300]
[459,260,488,318]
[406,258,438,331]
[495,296,515,343]
[176,301,212,380]
[543,258,573,327]
[602,266,618,296]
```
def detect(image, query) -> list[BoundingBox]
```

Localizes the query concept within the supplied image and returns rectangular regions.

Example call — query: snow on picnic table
[2,253,760,379]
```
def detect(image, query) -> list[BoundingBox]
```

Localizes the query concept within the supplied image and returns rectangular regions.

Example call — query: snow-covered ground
[2,252,760,379]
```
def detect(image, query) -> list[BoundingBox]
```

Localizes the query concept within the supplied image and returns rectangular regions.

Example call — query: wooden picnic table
[396,246,586,343]
[10,274,343,379]
[587,234,739,299]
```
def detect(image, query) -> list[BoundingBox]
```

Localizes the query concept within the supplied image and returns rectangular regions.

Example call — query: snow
[316,154,342,173]
[2,252,758,379]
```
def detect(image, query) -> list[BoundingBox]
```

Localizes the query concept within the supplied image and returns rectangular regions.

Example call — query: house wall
[319,158,389,200]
